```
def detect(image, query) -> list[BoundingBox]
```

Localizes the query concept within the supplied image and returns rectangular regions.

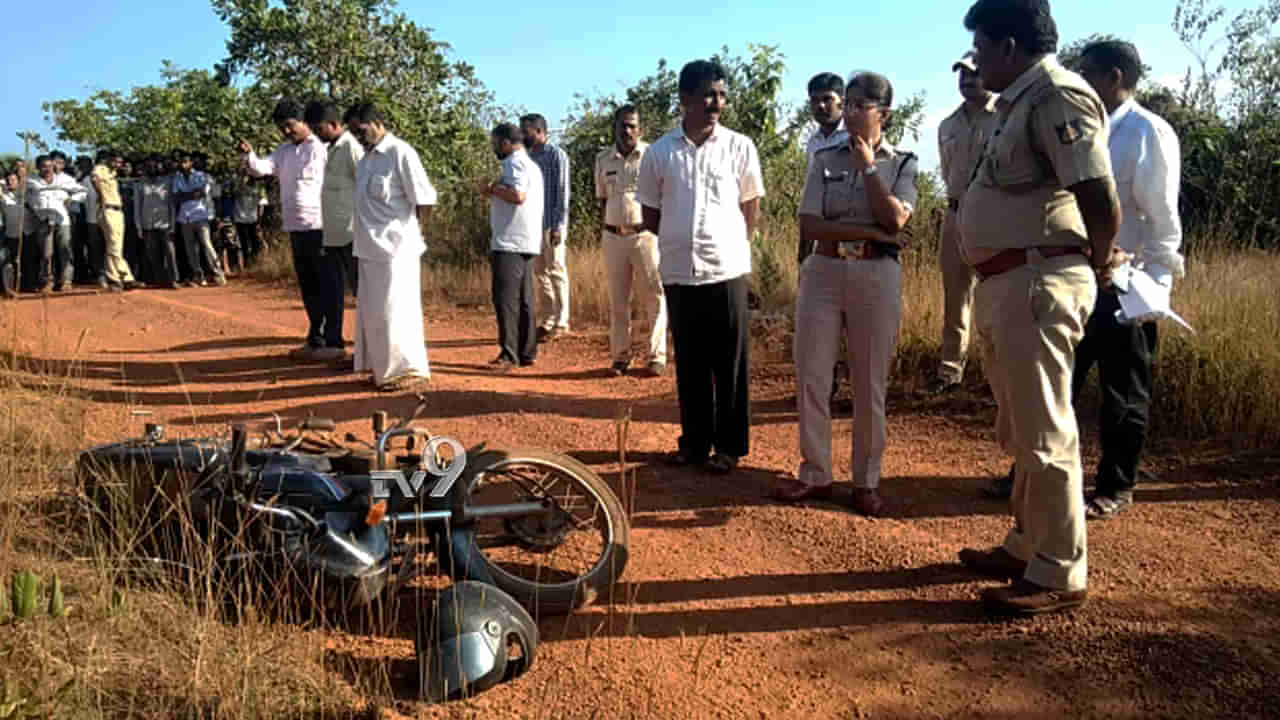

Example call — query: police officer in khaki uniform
[929,51,995,396]
[90,149,137,291]
[595,104,668,378]
[773,71,917,517]
[955,0,1123,616]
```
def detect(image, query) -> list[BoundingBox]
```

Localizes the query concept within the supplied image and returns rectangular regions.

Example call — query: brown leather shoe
[958,547,1028,580]
[850,488,889,517]
[772,477,834,502]
[981,579,1088,616]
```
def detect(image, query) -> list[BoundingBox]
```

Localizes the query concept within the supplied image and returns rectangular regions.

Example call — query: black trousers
[333,243,358,297]
[290,230,346,349]
[1072,290,1158,495]
[236,223,261,265]
[0,235,18,294]
[665,276,751,459]
[86,223,106,283]
[490,251,537,364]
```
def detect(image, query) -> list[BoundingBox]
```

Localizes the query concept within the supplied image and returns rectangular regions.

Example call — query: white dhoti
[354,257,430,386]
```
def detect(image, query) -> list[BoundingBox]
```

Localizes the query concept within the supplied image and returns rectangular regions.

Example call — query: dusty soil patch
[2,282,1278,719]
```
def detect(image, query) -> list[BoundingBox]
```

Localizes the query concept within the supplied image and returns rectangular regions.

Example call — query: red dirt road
[3,282,1279,719]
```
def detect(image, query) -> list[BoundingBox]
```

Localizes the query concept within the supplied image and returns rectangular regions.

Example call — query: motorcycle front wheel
[441,448,630,615]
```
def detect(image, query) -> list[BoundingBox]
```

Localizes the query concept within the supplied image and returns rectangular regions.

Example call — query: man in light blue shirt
[171,152,225,286]
[481,122,544,370]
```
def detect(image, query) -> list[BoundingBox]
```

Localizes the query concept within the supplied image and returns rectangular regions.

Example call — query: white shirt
[489,148,544,255]
[804,119,848,166]
[637,123,765,286]
[1108,98,1184,287]
[246,134,326,232]
[26,174,85,226]
[353,132,437,262]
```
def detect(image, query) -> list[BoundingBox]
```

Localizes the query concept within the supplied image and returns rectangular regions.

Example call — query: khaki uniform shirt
[798,140,919,256]
[594,142,647,228]
[938,96,997,202]
[958,57,1113,266]
[92,164,122,209]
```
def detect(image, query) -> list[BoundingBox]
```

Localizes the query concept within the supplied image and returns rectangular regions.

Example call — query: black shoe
[1086,490,1133,520]
[983,465,1015,499]
[535,326,557,344]
[664,450,708,468]
[608,361,628,377]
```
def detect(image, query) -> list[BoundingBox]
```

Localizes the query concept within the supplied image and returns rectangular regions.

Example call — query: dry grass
[0,352,373,719]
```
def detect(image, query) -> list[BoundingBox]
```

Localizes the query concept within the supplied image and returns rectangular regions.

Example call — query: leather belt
[102,204,122,211]
[947,198,960,212]
[813,239,890,261]
[605,223,644,237]
[974,246,1086,280]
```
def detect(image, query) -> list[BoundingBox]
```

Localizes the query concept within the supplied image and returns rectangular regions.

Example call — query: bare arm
[798,214,896,246]
[486,181,526,205]
[740,197,760,242]
[416,205,433,240]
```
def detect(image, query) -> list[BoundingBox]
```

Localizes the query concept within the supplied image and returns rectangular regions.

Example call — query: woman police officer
[774,71,918,516]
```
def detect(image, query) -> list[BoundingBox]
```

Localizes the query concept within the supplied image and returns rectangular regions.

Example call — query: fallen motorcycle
[75,399,630,700]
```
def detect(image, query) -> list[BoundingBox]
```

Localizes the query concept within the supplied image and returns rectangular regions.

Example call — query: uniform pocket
[992,137,1036,187]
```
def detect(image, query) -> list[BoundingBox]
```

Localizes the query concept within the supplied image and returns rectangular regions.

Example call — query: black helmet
[417,581,538,702]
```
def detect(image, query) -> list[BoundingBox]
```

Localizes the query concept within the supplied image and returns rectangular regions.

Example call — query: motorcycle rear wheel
[442,448,630,615]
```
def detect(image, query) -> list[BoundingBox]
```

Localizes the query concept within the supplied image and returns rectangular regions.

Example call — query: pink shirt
[245,134,327,232]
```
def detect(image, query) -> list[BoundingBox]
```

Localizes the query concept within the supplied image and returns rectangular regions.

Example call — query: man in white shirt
[482,122,545,371]
[1075,40,1184,519]
[307,101,365,300]
[241,99,332,361]
[348,102,437,392]
[637,59,765,475]
[26,154,86,292]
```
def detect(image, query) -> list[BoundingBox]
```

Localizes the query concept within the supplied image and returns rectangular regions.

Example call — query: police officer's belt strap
[974,246,1084,280]
[605,224,643,236]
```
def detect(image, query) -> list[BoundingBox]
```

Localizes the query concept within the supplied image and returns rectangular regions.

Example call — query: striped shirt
[527,142,570,232]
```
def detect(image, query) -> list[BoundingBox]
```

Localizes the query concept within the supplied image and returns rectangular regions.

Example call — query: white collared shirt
[637,123,765,286]
[246,134,326,232]
[353,132,437,262]
[804,119,848,166]
[1108,98,1184,286]
[26,174,85,226]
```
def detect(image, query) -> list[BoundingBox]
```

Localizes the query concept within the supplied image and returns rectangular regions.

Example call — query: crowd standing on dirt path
[0,0,1186,620]
[2,148,267,295]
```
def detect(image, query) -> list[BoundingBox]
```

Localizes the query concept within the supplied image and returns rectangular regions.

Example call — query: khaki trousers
[795,255,902,489]
[974,251,1096,592]
[938,209,978,383]
[534,229,570,331]
[100,209,135,285]
[603,229,667,365]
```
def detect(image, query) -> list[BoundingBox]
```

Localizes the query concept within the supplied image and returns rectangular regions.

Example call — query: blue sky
[0,0,1254,171]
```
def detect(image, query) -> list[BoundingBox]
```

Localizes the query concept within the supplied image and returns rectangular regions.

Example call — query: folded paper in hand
[1113,264,1193,332]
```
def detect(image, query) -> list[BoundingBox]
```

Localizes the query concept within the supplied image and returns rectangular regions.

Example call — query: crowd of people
[1,0,1183,619]
[0,150,270,296]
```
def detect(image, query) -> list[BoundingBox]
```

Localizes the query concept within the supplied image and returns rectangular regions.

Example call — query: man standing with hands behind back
[522,114,571,343]
[954,0,1123,616]
[637,59,765,475]
[595,105,667,378]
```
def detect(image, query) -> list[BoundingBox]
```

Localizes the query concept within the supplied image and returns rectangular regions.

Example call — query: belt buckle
[838,240,865,259]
